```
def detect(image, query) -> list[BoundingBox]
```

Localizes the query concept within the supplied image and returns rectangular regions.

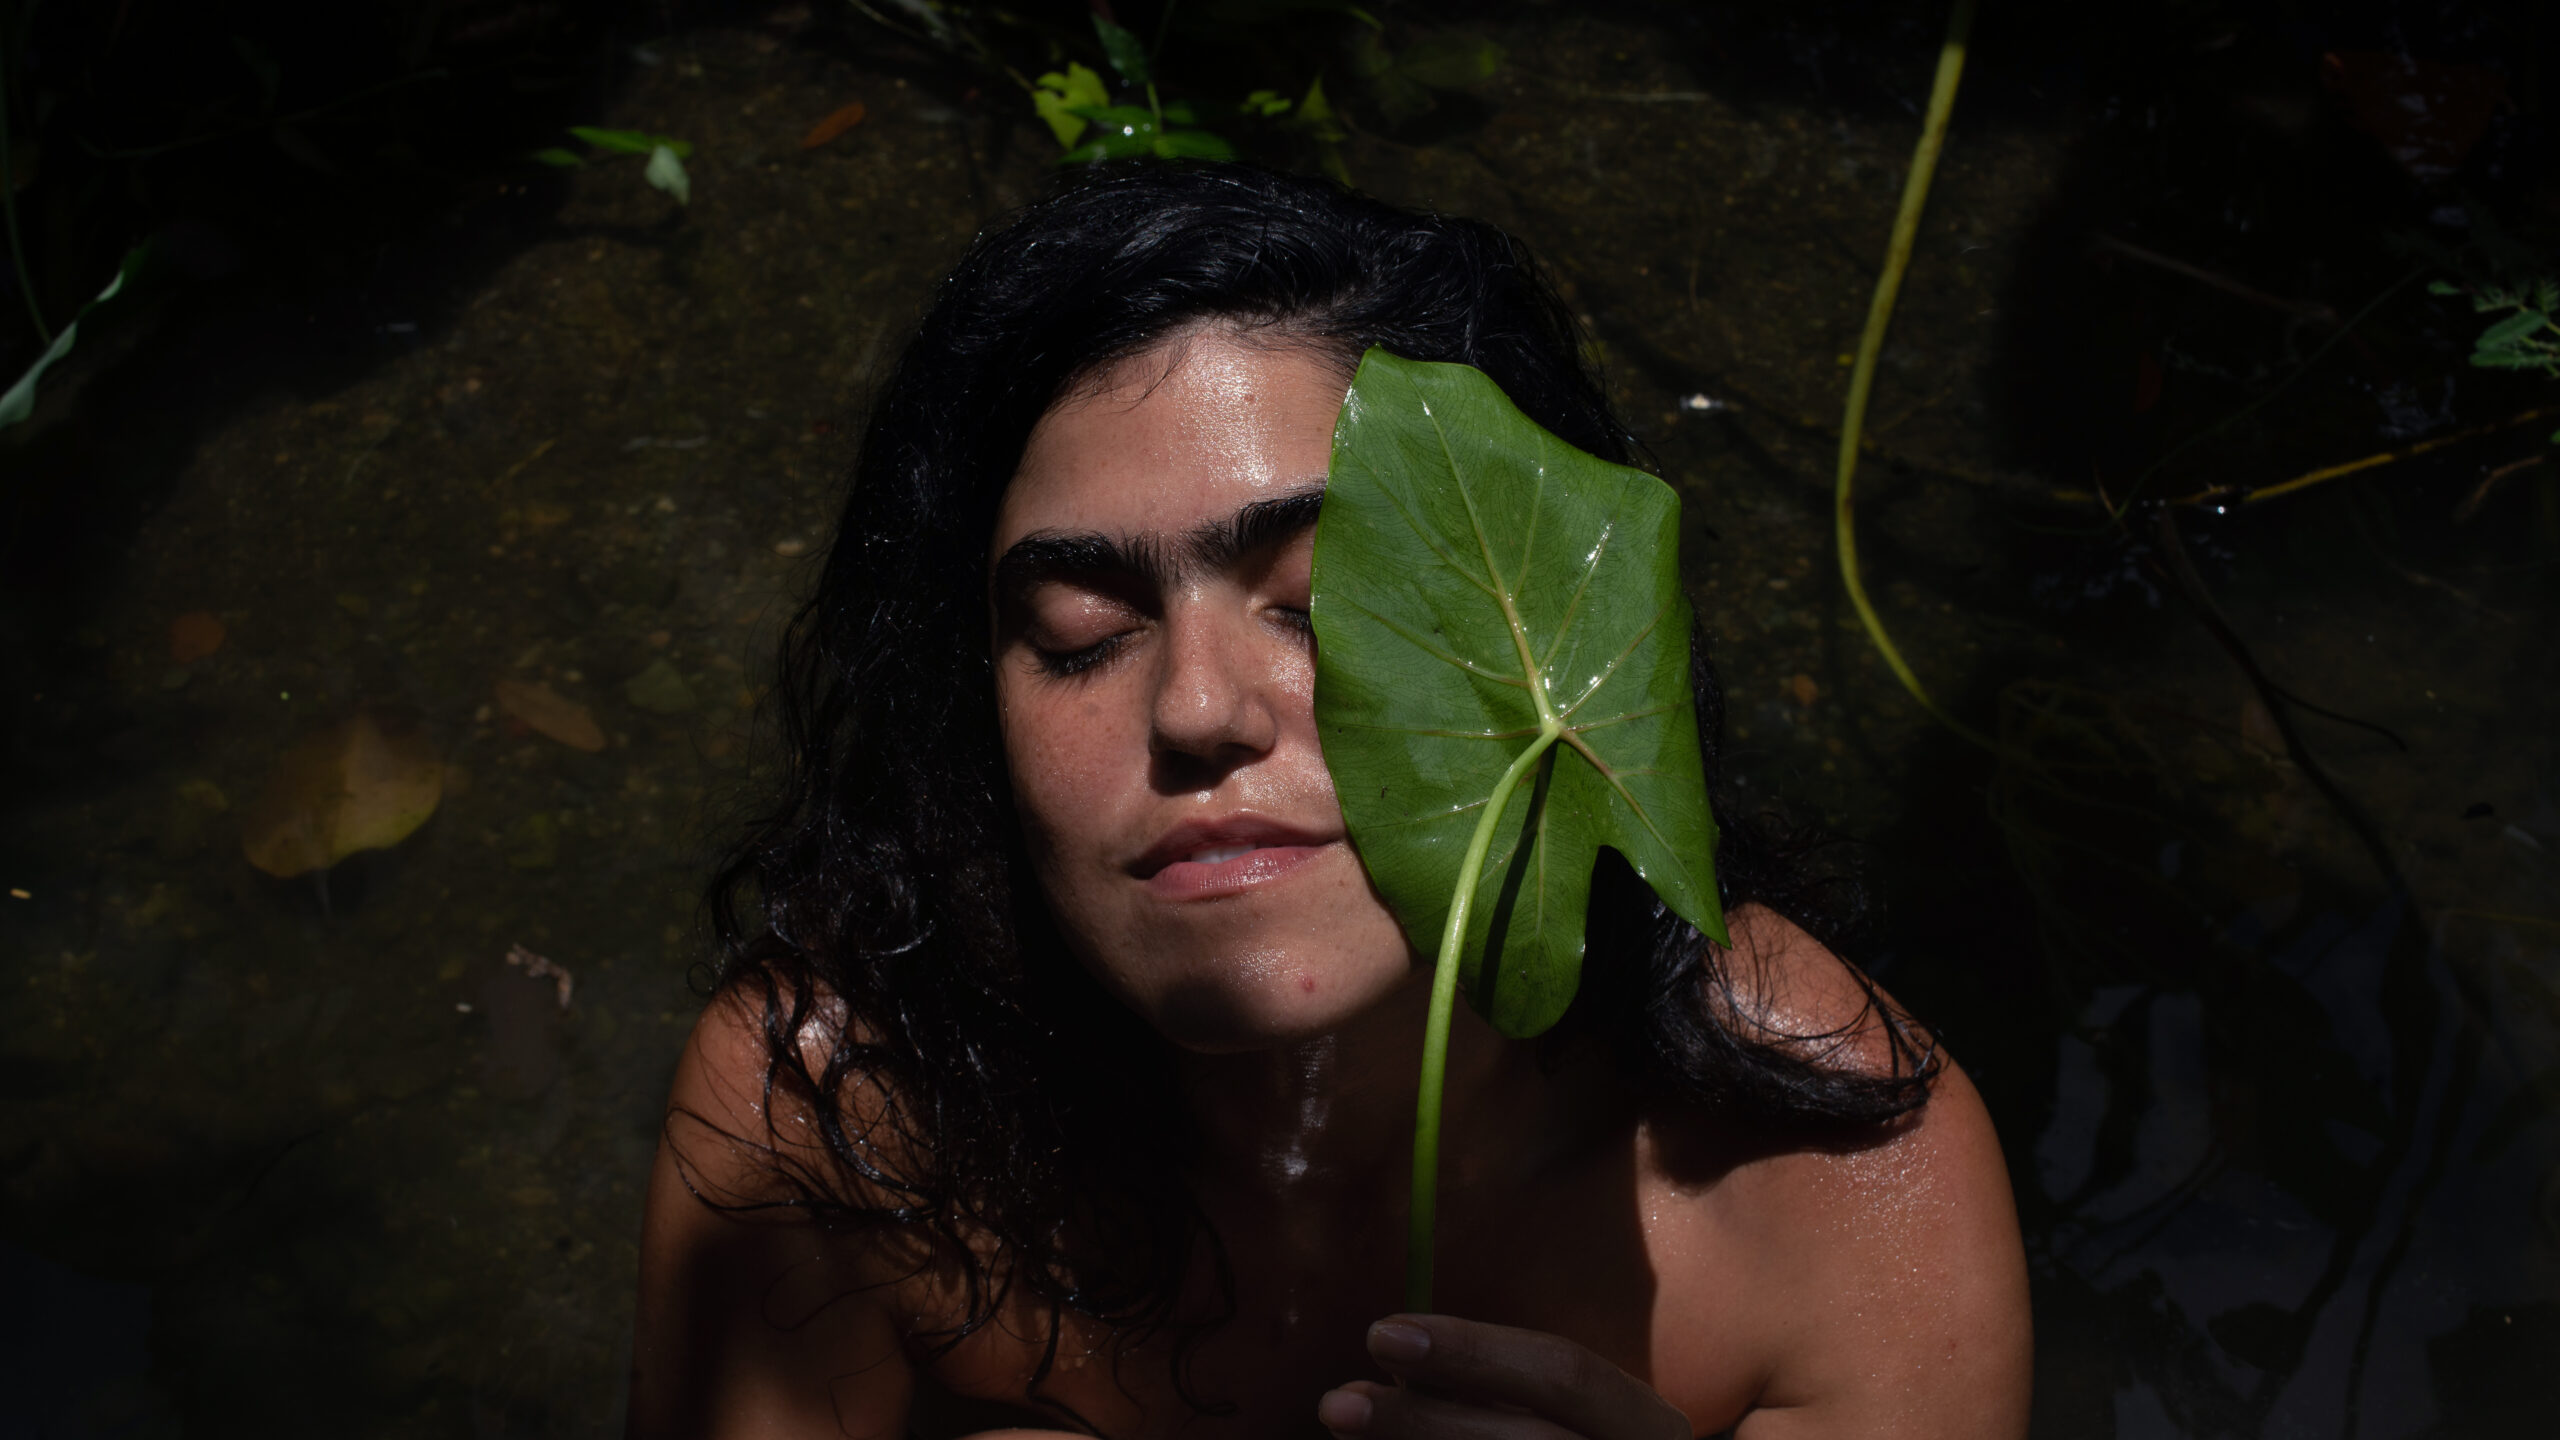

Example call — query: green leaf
[1,242,151,430]
[1092,15,1151,89]
[1242,88,1293,117]
[643,144,691,204]
[2425,279,2463,297]
[1154,128,1237,160]
[2476,309,2549,349]
[1034,63,1111,147]
[530,147,585,167]
[569,126,692,158]
[1312,350,1727,1041]
[569,126,657,154]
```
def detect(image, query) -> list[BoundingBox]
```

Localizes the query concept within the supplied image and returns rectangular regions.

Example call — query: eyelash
[1028,605,1311,679]
[1033,633,1128,678]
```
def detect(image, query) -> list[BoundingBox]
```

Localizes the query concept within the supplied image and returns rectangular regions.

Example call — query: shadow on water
[1,1,2556,1435]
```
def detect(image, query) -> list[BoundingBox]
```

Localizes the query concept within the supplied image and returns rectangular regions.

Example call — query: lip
[1132,816,1340,899]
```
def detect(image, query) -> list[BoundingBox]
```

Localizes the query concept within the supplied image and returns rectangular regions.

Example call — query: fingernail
[1368,1320,1431,1364]
[1318,1389,1374,1432]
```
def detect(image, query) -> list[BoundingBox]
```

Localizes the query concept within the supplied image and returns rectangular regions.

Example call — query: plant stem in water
[1407,723,1560,1312]
[1834,0,1976,742]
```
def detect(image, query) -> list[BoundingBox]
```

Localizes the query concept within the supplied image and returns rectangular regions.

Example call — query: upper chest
[914,1131,1795,1440]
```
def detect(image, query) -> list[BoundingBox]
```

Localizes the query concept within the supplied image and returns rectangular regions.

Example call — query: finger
[1319,1380,1579,1440]
[1362,1316,1691,1440]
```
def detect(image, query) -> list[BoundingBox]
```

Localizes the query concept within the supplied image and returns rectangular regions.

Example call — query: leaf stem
[1407,721,1561,1311]
[1833,0,1981,745]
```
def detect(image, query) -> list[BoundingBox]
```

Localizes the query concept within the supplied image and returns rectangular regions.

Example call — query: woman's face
[990,329,1417,1052]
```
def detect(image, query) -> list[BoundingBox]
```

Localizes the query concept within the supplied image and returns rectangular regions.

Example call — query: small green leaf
[1162,99,1200,126]
[644,144,691,204]
[2476,309,2549,349]
[2469,348,2547,369]
[1034,63,1111,147]
[531,147,585,167]
[1242,89,1293,117]
[570,126,692,158]
[1296,75,1346,145]
[1154,128,1237,160]
[570,126,658,154]
[1092,15,1151,89]
[1313,349,1726,1040]
[2426,279,2463,297]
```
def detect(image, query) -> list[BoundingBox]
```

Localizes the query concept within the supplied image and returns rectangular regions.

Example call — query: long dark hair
[695,162,1934,1412]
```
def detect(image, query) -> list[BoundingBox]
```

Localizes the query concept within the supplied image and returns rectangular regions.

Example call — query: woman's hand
[1318,1316,1695,1440]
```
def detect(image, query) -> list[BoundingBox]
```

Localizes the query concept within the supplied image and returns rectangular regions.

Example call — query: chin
[1116,927,1419,1055]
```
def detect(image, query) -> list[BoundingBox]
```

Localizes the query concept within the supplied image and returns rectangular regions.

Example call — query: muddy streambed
[2,6,2555,1436]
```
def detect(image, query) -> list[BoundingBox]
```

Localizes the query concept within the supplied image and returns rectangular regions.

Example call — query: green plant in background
[1311,348,1726,1310]
[1037,15,1237,162]
[2431,276,2560,440]
[533,127,694,205]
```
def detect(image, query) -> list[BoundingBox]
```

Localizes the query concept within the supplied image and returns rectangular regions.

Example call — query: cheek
[998,680,1131,859]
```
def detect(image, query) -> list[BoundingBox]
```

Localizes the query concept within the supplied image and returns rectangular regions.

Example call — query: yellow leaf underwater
[239,711,444,878]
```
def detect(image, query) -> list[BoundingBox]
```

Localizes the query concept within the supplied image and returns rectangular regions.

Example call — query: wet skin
[629,330,2033,1440]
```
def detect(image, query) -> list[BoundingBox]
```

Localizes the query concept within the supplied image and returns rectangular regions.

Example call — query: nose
[1149,599,1281,785]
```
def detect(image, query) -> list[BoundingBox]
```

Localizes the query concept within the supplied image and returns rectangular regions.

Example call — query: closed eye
[1032,631,1133,678]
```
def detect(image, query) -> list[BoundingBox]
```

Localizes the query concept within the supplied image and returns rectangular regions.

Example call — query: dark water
[2,2,2554,1435]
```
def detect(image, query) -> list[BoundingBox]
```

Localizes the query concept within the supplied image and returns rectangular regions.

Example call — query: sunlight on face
[990,328,1418,1052]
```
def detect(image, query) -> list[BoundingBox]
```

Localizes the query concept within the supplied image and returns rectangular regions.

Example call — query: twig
[2089,233,2339,327]
[2453,453,2546,523]
[2048,403,2560,510]
[1834,0,1987,745]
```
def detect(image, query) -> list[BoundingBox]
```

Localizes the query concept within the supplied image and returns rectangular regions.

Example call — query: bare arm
[1717,911,2033,1439]
[628,991,917,1440]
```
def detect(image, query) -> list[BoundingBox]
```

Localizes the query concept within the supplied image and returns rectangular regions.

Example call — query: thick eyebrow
[1186,484,1325,571]
[991,482,1325,612]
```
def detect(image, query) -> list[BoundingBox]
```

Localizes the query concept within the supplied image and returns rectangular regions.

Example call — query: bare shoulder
[1642,907,2032,1440]
[629,979,927,1440]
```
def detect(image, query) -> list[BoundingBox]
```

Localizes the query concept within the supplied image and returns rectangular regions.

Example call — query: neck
[1174,971,1617,1217]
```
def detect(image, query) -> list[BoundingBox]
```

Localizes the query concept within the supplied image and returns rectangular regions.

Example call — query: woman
[630,163,2030,1440]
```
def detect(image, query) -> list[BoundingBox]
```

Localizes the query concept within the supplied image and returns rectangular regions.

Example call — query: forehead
[996,330,1349,551]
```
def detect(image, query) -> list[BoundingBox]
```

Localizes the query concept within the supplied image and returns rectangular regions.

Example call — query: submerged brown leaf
[493,679,606,752]
[239,711,444,877]
[169,611,226,664]
[800,100,867,149]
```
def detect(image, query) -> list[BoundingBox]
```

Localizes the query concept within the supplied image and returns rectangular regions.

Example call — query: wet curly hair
[696,161,1936,1420]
